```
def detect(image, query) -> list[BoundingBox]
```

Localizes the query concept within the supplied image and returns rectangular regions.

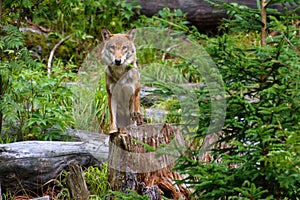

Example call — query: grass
[140,61,188,85]
[72,83,102,132]
[2,164,109,200]
[85,164,109,199]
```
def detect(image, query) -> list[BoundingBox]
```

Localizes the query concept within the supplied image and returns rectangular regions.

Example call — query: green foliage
[72,85,101,133]
[2,25,24,49]
[136,7,206,41]
[72,71,108,133]
[217,2,264,32]
[51,170,72,200]
[233,180,270,200]
[27,0,140,35]
[176,1,300,199]
[85,164,109,198]
[1,0,300,199]
[2,0,144,135]
[0,24,74,141]
[2,0,141,68]
[107,189,150,200]
[12,67,74,140]
[137,7,189,31]
[95,74,110,133]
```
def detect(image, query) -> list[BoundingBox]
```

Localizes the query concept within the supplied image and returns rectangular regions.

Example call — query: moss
[24,31,51,60]
[55,40,77,61]
[23,31,79,65]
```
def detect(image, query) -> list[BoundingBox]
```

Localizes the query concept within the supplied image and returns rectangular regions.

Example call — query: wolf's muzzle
[114,59,121,65]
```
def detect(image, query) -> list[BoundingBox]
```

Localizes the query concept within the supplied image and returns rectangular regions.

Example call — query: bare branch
[47,35,71,76]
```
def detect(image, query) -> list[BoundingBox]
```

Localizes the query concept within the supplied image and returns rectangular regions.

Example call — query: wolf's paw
[108,128,119,134]
[108,124,118,134]
[132,112,143,126]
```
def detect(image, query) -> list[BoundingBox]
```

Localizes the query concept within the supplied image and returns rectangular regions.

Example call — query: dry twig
[47,35,71,76]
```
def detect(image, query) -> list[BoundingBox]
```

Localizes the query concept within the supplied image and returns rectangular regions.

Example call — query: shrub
[0,25,74,141]
[175,1,300,199]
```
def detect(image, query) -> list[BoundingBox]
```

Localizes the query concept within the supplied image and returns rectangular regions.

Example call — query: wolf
[101,27,143,134]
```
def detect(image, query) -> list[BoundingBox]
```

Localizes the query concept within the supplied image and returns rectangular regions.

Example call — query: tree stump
[108,123,190,199]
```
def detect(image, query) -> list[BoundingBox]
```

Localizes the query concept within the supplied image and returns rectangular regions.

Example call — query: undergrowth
[1,0,299,199]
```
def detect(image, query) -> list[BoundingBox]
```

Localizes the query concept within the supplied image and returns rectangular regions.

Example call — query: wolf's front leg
[108,92,118,134]
[132,82,143,125]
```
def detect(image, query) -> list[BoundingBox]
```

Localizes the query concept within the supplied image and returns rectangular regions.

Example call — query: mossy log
[108,123,190,200]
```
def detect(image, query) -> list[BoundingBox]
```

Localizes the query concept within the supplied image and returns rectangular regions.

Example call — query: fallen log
[0,123,209,198]
[131,0,300,31]
[108,123,190,199]
[0,130,109,191]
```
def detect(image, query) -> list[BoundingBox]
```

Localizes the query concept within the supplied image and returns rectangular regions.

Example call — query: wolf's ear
[101,27,112,41]
[127,27,136,41]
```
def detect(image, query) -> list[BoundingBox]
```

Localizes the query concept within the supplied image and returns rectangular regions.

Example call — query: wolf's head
[101,27,137,67]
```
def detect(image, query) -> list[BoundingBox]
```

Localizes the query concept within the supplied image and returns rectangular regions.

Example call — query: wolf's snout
[114,59,121,65]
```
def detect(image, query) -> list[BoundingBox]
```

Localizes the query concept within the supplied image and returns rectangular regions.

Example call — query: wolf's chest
[107,65,128,82]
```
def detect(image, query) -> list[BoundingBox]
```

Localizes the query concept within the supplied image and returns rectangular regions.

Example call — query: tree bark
[131,0,300,31]
[261,0,267,46]
[0,75,3,135]
[0,130,108,191]
[108,123,190,200]
[0,0,2,25]
[67,162,90,200]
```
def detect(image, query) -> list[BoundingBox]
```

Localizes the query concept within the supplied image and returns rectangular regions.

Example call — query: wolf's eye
[109,45,115,51]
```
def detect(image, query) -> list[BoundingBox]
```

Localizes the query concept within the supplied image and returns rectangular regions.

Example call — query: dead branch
[47,35,71,76]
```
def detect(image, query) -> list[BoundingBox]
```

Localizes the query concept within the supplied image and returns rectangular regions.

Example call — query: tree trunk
[0,88,3,136]
[261,0,267,46]
[131,0,300,31]
[108,123,190,200]
[0,130,108,191]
